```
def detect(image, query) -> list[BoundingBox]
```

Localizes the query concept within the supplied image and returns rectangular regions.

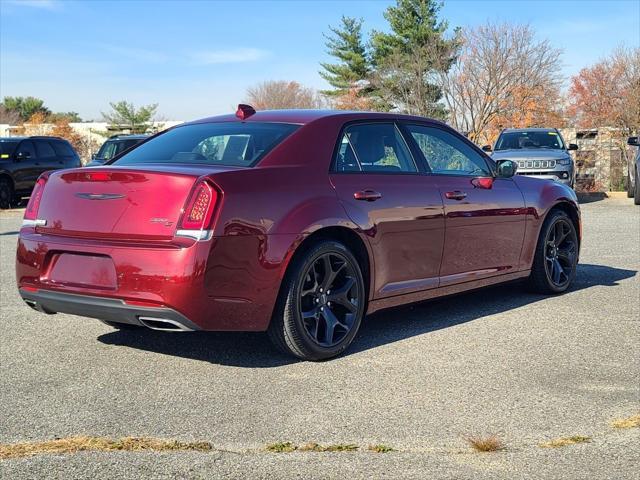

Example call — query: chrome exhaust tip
[24,299,38,309]
[138,316,193,332]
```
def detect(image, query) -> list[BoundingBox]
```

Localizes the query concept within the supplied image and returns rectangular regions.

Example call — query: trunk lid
[36,166,231,240]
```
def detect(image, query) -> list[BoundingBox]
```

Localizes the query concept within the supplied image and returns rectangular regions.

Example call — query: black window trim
[400,122,497,178]
[329,120,425,175]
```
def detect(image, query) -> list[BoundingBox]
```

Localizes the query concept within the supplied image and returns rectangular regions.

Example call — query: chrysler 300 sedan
[16,107,581,360]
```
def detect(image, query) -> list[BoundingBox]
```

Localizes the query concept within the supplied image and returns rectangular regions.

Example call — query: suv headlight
[557,157,571,166]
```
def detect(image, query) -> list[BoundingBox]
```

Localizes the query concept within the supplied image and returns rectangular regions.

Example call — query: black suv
[87,134,149,166]
[0,136,81,208]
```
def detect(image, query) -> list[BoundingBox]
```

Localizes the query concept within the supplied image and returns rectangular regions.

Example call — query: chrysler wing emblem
[75,193,126,200]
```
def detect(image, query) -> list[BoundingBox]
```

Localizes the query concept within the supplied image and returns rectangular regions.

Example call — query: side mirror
[91,154,96,160]
[496,159,517,178]
[481,145,492,152]
[568,143,579,151]
[628,137,639,146]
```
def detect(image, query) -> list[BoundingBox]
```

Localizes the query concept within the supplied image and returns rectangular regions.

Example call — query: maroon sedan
[16,107,581,360]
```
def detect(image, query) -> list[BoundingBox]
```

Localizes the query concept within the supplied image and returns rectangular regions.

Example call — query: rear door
[51,140,81,168]
[404,124,526,285]
[35,139,64,172]
[330,122,444,298]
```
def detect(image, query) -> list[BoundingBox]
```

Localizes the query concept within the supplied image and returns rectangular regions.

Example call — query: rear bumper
[16,229,299,331]
[19,288,201,331]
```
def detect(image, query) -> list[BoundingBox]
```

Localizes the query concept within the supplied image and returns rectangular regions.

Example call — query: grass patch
[321,443,358,452]
[0,436,212,460]
[611,414,640,429]
[265,442,296,453]
[465,435,505,452]
[368,444,395,453]
[539,435,591,448]
[266,442,359,453]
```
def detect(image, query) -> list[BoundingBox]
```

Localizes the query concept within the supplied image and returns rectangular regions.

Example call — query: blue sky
[1,0,638,121]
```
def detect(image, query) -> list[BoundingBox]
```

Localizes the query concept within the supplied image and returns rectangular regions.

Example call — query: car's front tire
[268,240,366,361]
[527,209,579,294]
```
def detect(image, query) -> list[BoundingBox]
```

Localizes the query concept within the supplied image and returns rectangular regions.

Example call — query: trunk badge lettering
[150,218,173,226]
[75,193,125,200]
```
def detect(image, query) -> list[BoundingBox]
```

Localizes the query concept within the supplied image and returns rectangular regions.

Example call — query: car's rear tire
[527,209,578,294]
[634,169,640,205]
[268,240,366,361]
[0,178,13,209]
[627,171,634,198]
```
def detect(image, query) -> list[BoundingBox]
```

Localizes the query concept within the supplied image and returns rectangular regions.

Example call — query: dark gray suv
[483,128,578,188]
[0,136,80,208]
[87,134,149,166]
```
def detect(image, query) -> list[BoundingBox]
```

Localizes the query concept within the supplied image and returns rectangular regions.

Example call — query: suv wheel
[268,240,366,361]
[0,178,14,209]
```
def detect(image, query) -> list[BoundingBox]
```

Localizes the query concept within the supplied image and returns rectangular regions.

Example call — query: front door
[403,124,527,286]
[13,140,40,191]
[329,122,445,298]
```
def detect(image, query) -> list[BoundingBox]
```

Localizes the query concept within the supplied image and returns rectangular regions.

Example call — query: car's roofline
[183,109,450,128]
[501,128,558,133]
[107,134,150,140]
[0,136,70,141]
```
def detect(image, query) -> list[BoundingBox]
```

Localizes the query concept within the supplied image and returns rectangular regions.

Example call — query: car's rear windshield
[0,140,20,157]
[495,131,565,150]
[113,122,299,167]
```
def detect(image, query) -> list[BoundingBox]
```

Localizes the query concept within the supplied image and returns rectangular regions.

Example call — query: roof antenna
[236,104,256,120]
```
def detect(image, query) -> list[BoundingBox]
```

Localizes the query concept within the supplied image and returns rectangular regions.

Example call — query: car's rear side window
[334,123,417,173]
[51,140,75,157]
[114,123,299,167]
[35,140,56,158]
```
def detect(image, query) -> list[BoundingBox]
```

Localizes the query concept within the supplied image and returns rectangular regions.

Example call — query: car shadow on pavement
[97,263,636,368]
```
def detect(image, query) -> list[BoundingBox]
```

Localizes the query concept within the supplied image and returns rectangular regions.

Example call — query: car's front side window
[334,123,417,174]
[96,141,118,160]
[406,125,490,176]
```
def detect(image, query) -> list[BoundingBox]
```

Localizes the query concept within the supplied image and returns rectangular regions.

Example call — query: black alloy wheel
[543,217,577,289]
[268,240,365,361]
[528,210,578,294]
[299,252,360,347]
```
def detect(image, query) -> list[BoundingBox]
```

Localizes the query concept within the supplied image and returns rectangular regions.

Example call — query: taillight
[24,177,47,222]
[176,179,220,240]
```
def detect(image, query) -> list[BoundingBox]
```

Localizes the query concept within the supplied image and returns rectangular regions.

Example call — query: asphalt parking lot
[1,197,638,479]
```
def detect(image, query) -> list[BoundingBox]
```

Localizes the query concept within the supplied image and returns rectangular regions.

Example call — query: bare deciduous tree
[245,81,322,110]
[439,23,564,144]
[0,105,22,125]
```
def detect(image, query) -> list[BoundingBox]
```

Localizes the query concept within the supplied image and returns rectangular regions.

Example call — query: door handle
[354,190,383,201]
[445,190,467,200]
